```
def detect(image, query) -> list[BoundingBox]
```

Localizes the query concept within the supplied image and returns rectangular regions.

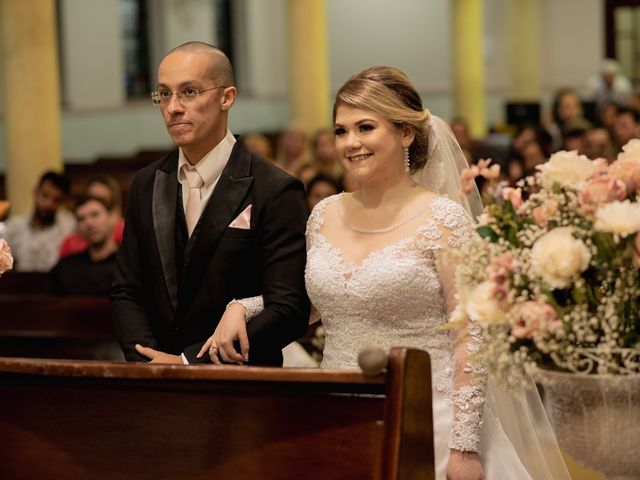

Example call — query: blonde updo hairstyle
[332,66,431,173]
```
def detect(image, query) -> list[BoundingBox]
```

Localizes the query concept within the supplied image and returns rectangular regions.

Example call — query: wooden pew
[0,293,123,361]
[0,347,434,480]
[0,271,50,294]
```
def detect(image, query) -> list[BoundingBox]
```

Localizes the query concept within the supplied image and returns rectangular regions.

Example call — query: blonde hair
[333,66,431,172]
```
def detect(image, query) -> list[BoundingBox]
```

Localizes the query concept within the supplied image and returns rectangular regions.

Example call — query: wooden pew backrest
[0,348,434,480]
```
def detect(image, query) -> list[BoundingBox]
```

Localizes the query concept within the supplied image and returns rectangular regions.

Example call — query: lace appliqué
[450,384,484,452]
[414,197,473,250]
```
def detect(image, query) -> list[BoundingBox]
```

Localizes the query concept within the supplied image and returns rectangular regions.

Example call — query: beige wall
[0,0,607,170]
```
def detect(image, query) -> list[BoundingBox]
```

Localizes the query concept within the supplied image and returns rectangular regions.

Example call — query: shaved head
[164,41,234,86]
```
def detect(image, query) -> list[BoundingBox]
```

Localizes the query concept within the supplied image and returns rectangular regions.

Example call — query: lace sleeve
[228,297,264,322]
[433,200,486,453]
[305,195,332,250]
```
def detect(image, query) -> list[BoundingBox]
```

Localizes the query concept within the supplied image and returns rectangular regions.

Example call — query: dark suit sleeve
[110,176,159,362]
[241,177,310,364]
[183,178,310,365]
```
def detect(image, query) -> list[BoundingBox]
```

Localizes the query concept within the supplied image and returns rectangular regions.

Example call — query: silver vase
[535,370,640,480]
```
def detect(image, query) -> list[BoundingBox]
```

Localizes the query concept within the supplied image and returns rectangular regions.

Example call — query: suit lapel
[180,141,254,305]
[152,151,180,313]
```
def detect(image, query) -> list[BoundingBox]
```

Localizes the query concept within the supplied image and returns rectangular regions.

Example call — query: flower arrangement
[453,140,640,388]
[0,238,13,276]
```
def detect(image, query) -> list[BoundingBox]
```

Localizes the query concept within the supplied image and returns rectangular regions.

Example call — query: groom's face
[157,51,234,163]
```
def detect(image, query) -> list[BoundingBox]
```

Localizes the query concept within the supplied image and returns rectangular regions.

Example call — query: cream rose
[465,281,507,326]
[594,201,640,237]
[536,150,595,189]
[530,227,591,289]
[0,238,13,275]
[618,138,640,161]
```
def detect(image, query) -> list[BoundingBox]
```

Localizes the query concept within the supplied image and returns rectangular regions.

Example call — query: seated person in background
[311,128,342,181]
[275,124,311,175]
[585,58,635,114]
[243,133,274,162]
[0,200,9,237]
[60,175,124,257]
[2,171,75,272]
[547,88,592,151]
[50,196,118,295]
[305,173,341,213]
[612,106,640,153]
[562,126,588,154]
[449,116,490,164]
[585,127,616,162]
[295,163,318,189]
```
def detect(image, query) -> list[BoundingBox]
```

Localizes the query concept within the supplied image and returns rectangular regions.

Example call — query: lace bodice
[305,193,485,452]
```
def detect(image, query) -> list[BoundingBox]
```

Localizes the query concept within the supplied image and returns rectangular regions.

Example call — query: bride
[200,66,570,480]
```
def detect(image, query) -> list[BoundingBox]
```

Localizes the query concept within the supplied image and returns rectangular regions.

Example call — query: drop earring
[404,147,410,173]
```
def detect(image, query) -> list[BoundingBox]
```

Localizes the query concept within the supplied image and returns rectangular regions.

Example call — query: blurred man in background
[1,171,74,271]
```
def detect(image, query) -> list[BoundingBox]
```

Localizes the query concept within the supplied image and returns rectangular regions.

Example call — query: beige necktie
[182,165,204,236]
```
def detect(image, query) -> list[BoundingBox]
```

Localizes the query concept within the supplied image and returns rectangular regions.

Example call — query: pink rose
[460,168,479,194]
[486,253,518,301]
[633,234,640,269]
[510,301,561,339]
[591,158,609,178]
[502,187,523,208]
[477,159,501,180]
[532,206,547,228]
[532,200,558,229]
[0,238,13,275]
[608,159,640,196]
[578,175,628,214]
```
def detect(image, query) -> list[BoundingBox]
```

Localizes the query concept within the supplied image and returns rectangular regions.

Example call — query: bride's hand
[446,450,485,480]
[197,303,249,364]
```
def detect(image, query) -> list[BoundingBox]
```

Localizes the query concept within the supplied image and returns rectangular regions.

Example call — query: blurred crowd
[0,58,638,296]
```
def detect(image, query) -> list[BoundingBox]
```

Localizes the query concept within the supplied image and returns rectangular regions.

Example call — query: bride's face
[334,105,405,183]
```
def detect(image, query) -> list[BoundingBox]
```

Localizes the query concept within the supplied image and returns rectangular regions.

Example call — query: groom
[111,42,310,365]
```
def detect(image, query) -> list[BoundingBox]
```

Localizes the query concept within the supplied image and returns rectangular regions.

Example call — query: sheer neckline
[315,230,418,276]
[312,193,441,272]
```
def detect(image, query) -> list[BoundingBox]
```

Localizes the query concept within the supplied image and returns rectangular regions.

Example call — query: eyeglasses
[150,85,227,106]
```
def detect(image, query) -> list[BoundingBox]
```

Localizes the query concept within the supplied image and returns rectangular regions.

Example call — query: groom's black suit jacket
[111,139,310,365]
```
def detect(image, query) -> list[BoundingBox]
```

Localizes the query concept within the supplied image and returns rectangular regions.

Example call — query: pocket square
[229,204,252,229]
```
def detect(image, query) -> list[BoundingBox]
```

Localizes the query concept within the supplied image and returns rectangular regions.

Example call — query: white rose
[536,150,595,189]
[618,139,640,162]
[594,201,640,237]
[531,227,591,289]
[465,281,507,326]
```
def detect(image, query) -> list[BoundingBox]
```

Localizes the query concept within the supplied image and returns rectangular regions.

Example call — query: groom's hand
[135,344,182,364]
[197,303,249,364]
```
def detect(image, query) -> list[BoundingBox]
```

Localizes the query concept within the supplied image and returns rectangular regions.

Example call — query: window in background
[121,0,151,99]
[215,0,234,67]
[606,0,640,92]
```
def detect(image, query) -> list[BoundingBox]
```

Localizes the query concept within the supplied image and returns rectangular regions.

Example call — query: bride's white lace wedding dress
[305,193,568,479]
